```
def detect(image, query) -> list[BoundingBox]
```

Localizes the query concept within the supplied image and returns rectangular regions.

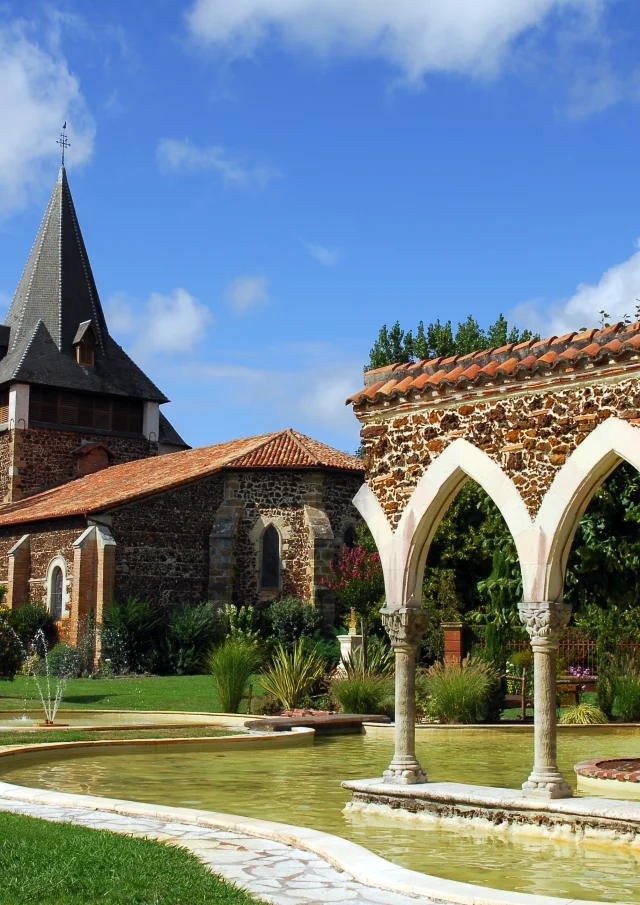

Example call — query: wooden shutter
[0,389,8,424]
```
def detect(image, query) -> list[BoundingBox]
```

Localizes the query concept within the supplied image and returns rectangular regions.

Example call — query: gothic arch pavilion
[347,323,640,798]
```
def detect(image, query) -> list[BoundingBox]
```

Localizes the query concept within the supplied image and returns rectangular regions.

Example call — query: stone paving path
[0,796,442,905]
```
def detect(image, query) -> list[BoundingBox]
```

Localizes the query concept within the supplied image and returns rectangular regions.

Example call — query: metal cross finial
[57,122,70,165]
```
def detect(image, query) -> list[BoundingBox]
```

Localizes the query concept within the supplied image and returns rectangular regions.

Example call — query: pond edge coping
[0,778,608,905]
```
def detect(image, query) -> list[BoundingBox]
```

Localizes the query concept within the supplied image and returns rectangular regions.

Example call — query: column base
[522,771,573,800]
[383,760,428,785]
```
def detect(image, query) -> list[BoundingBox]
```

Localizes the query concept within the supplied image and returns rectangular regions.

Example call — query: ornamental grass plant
[259,639,324,710]
[612,658,640,722]
[423,655,499,724]
[559,702,608,725]
[331,674,393,715]
[207,637,260,713]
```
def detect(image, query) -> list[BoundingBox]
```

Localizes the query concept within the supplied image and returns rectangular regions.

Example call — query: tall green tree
[366,314,537,370]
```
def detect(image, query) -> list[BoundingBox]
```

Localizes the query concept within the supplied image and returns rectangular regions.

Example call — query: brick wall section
[358,376,640,523]
[0,516,86,642]
[6,536,30,609]
[12,427,156,500]
[109,474,225,609]
[70,530,97,646]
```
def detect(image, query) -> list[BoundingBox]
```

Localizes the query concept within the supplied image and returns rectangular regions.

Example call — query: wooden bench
[503,671,598,719]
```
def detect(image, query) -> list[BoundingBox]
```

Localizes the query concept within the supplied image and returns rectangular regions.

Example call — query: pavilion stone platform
[342,778,640,845]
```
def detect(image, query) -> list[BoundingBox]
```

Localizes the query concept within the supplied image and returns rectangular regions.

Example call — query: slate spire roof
[0,166,167,402]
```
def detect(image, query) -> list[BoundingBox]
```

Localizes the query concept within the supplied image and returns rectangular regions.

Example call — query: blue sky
[1,1,640,453]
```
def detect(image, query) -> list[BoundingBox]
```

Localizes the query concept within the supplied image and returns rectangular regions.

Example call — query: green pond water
[3,728,640,902]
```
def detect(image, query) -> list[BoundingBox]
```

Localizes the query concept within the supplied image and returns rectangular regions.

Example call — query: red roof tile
[0,429,363,527]
[347,321,640,407]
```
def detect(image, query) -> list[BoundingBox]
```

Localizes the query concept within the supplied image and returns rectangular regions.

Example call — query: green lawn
[0,674,264,714]
[0,811,264,905]
[0,726,243,746]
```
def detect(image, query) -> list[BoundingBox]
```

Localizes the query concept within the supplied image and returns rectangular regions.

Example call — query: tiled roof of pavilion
[0,429,363,526]
[347,322,640,408]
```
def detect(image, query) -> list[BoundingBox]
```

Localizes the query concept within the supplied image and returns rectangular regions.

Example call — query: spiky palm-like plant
[260,640,325,710]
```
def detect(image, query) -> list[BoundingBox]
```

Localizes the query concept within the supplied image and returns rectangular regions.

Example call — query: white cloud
[184,350,362,436]
[0,22,94,217]
[106,288,213,355]
[302,240,341,267]
[224,275,270,314]
[186,0,604,82]
[157,138,280,189]
[510,240,640,337]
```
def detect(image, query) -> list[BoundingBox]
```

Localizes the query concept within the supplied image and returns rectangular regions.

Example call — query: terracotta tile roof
[0,429,363,527]
[347,322,640,408]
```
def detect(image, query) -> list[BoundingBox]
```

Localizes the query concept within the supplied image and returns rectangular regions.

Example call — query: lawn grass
[0,811,264,905]
[0,726,243,746]
[0,674,264,714]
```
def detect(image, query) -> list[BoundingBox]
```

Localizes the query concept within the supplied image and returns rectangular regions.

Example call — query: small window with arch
[50,565,64,621]
[261,524,281,589]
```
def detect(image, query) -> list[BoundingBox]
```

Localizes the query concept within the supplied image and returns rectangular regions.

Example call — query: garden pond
[3,727,640,902]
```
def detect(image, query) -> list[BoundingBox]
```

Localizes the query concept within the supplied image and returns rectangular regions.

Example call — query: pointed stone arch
[536,417,640,602]
[353,439,532,607]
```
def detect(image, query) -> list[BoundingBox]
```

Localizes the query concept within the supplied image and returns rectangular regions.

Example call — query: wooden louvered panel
[0,389,8,424]
[127,404,143,434]
[59,393,78,425]
[77,396,94,429]
[111,399,129,433]
[28,387,144,435]
[93,398,111,431]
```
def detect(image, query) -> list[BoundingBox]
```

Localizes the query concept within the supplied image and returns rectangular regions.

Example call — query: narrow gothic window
[51,566,64,620]
[261,525,280,589]
[344,526,357,550]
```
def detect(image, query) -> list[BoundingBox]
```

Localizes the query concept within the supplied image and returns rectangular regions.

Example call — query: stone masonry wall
[359,376,640,524]
[0,431,11,502]
[322,473,364,542]
[12,427,155,500]
[109,474,225,609]
[230,470,363,607]
[231,471,311,606]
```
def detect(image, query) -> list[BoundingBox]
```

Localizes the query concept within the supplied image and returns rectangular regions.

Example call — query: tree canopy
[366,314,538,371]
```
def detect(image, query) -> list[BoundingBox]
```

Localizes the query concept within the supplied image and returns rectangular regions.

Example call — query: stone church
[0,166,363,644]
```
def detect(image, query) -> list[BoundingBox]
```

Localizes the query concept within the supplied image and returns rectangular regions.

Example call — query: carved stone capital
[381,605,427,648]
[518,601,571,648]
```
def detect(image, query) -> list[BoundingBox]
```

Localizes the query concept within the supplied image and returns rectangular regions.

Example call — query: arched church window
[261,525,280,589]
[344,526,357,550]
[50,566,64,621]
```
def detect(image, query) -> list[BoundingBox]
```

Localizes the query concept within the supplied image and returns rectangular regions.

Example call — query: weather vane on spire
[57,122,70,166]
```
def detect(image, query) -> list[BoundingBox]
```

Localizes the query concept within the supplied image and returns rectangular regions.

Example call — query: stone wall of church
[109,474,225,609]
[11,427,156,501]
[0,431,11,502]
[229,470,363,607]
[358,375,640,523]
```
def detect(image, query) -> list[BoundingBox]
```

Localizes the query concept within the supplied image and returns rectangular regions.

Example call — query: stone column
[518,600,573,800]
[381,605,428,785]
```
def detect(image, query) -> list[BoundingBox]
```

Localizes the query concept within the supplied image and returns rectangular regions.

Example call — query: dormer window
[73,320,98,367]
